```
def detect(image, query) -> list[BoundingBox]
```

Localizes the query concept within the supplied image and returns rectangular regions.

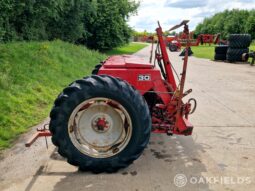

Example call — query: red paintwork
[99,65,163,95]
[97,118,109,129]
[166,36,182,50]
[25,21,195,147]
[99,22,194,136]
[25,131,51,147]
[104,55,153,69]
[168,33,222,47]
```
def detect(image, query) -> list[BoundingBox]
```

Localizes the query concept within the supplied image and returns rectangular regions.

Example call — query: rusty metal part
[25,130,52,147]
[149,36,155,63]
[188,98,197,115]
[169,20,190,31]
[175,22,190,130]
[25,21,196,148]
[67,97,132,158]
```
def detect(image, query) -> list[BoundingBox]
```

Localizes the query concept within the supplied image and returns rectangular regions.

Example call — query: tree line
[0,0,139,50]
[194,9,255,40]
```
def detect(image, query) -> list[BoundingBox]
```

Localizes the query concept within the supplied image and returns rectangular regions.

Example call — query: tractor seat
[103,55,153,69]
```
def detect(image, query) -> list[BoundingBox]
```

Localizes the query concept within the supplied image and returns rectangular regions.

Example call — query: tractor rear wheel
[49,75,151,173]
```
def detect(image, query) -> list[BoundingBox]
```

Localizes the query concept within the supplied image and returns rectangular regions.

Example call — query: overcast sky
[128,0,255,32]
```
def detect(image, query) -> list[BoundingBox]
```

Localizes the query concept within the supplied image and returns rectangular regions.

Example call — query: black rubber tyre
[226,48,249,62]
[169,44,178,52]
[214,53,226,61]
[228,34,251,48]
[215,45,229,54]
[49,75,151,173]
[91,64,102,75]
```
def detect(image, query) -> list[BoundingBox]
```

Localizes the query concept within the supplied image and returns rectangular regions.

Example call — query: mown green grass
[192,44,255,61]
[0,40,106,149]
[0,41,149,150]
[104,42,149,56]
[191,45,215,60]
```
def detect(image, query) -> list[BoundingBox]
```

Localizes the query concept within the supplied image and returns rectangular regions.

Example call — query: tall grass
[0,40,106,149]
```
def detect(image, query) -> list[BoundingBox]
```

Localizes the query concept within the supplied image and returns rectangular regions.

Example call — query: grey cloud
[194,11,215,18]
[165,0,208,9]
[237,0,255,2]
[134,19,157,31]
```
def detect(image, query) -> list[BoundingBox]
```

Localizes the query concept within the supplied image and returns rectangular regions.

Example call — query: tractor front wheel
[49,75,151,173]
[169,44,178,52]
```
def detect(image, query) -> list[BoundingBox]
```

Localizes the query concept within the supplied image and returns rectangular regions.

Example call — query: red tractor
[166,35,182,52]
[26,21,196,173]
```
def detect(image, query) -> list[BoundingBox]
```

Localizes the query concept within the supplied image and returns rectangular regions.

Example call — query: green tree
[0,0,16,41]
[85,0,139,50]
[13,0,58,41]
[245,10,255,39]
[47,0,93,42]
[0,0,140,50]
[195,9,255,40]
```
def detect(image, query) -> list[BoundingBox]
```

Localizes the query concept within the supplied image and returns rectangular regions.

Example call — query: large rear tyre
[49,75,151,173]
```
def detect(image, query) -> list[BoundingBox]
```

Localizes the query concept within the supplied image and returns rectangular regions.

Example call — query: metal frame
[25,21,196,147]
[98,21,194,136]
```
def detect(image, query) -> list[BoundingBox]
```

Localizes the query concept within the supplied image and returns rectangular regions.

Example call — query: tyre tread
[49,75,151,173]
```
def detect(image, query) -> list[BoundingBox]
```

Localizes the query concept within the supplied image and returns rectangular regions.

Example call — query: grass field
[192,44,255,61]
[104,42,149,56]
[0,40,106,149]
[250,44,255,51]
[0,41,148,150]
[191,45,215,60]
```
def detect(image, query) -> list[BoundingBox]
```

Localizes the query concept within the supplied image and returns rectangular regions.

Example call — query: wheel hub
[68,98,132,158]
[91,116,110,133]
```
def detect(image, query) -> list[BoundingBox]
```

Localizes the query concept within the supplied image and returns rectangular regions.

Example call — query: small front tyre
[49,75,151,173]
[169,44,178,52]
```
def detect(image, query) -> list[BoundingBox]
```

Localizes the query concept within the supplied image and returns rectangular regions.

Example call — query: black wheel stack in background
[226,34,251,62]
[214,45,228,61]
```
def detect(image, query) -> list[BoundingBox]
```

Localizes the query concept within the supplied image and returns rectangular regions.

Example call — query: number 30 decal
[138,74,151,81]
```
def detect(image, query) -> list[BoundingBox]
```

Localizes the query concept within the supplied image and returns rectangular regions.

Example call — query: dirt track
[1,45,255,191]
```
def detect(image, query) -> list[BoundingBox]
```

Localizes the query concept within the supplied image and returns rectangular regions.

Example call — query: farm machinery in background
[167,33,222,52]
[136,32,222,52]
[136,20,224,52]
